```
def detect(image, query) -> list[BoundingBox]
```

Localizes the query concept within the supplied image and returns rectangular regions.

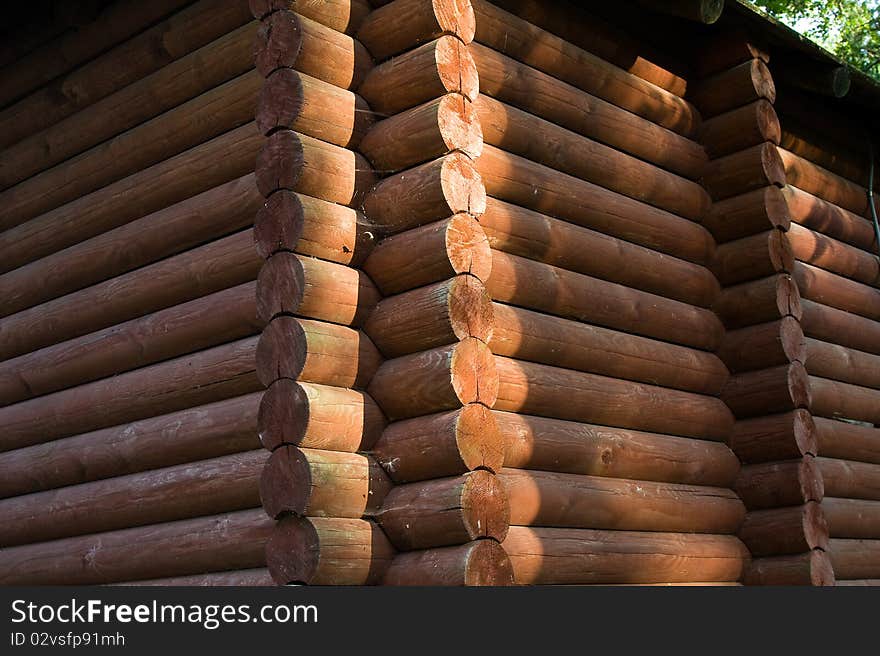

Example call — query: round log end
[788,360,812,409]
[257,68,305,135]
[266,515,319,585]
[831,66,851,98]
[448,274,494,343]
[255,130,305,197]
[779,315,806,364]
[461,470,510,542]
[456,403,505,474]
[438,93,483,160]
[804,501,829,551]
[441,152,487,217]
[776,274,803,320]
[436,35,479,102]
[254,10,303,77]
[764,185,792,231]
[256,316,308,387]
[248,0,275,20]
[751,59,777,104]
[446,213,492,281]
[700,0,725,24]
[258,379,310,451]
[799,456,825,502]
[761,142,787,188]
[260,445,312,518]
[793,408,818,456]
[436,0,477,44]
[463,539,515,586]
[254,190,305,259]
[810,549,836,586]
[451,337,499,407]
[756,99,782,145]
[257,252,305,322]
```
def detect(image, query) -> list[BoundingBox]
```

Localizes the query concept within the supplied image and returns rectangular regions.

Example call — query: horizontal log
[736,457,823,510]
[810,376,880,425]
[794,263,880,322]
[711,229,793,287]
[359,93,482,172]
[780,148,870,217]
[785,185,877,254]
[497,411,738,487]
[471,3,699,137]
[814,417,880,466]
[120,568,274,587]
[368,338,498,420]
[788,223,880,287]
[805,338,880,390]
[255,316,382,389]
[702,142,786,201]
[503,526,749,585]
[713,273,802,329]
[0,22,258,191]
[260,446,391,518]
[0,509,273,585]
[363,214,492,295]
[729,410,817,464]
[0,123,261,275]
[823,497,880,539]
[500,468,745,534]
[782,62,850,98]
[250,0,372,34]
[363,152,485,234]
[494,356,734,441]
[359,36,478,116]
[365,275,493,358]
[253,190,376,265]
[357,0,475,61]
[739,502,828,556]
[490,303,728,395]
[256,68,374,148]
[0,337,261,453]
[254,11,372,90]
[717,317,805,373]
[477,95,710,221]
[256,251,380,326]
[383,540,514,586]
[817,457,880,501]
[700,99,781,159]
[801,299,880,356]
[0,229,260,362]
[376,470,510,550]
[258,379,385,452]
[0,450,266,547]
[743,550,834,585]
[722,362,811,418]
[703,186,791,244]
[487,251,723,351]
[690,59,776,118]
[477,145,714,265]
[829,539,880,580]
[637,0,724,23]
[266,515,394,585]
[0,0,253,152]
[372,404,503,483]
[835,579,880,586]
[471,42,705,180]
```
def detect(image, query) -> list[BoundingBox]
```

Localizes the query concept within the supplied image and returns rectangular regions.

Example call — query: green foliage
[749,0,880,80]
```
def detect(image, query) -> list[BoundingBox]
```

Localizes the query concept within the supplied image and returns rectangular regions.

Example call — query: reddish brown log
[785,185,878,254]
[368,338,498,420]
[0,450,266,547]
[250,0,372,34]
[814,417,880,466]
[703,186,791,244]
[490,303,728,396]
[266,516,394,585]
[363,152,485,234]
[788,223,880,287]
[810,376,880,425]
[700,99,781,159]
[487,251,723,351]
[383,540,514,586]
[702,143,786,201]
[801,299,880,356]
[805,338,880,390]
[780,147,870,217]
[503,527,749,585]
[253,190,376,265]
[817,458,880,502]
[690,59,776,118]
[713,273,802,329]
[358,0,475,61]
[500,468,745,534]
[829,539,880,580]
[0,509,273,585]
[477,145,714,265]
[711,229,793,286]
[744,550,834,585]
[823,498,880,539]
[255,316,382,389]
[717,317,805,373]
[260,446,391,519]
[471,42,705,180]
[729,410,817,464]
[364,214,492,295]
[736,457,824,509]
[121,569,274,587]
[365,275,493,358]
[359,36,478,116]
[794,262,880,322]
[258,379,385,453]
[376,471,510,550]
[494,357,734,441]
[359,93,482,172]
[722,362,812,418]
[835,580,880,586]
[739,502,828,556]
[372,404,504,483]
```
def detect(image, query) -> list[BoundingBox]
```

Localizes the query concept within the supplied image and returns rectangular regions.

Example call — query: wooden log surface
[713,273,802,329]
[690,59,776,118]
[717,317,805,374]
[704,186,791,244]
[722,362,812,418]
[814,417,880,467]
[829,539,880,580]
[383,539,514,586]
[780,147,871,217]
[788,223,880,287]
[250,0,372,34]
[729,410,817,464]
[805,338,880,390]
[801,299,880,356]
[119,568,274,587]
[736,457,824,509]
[711,229,793,287]
[817,457,880,501]
[794,262,880,322]
[702,142,786,201]
[743,550,834,585]
[785,185,878,254]
[700,99,780,159]
[823,497,880,539]
[810,376,880,425]
[739,502,828,556]
[637,0,724,23]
